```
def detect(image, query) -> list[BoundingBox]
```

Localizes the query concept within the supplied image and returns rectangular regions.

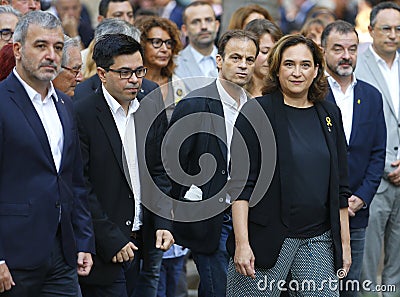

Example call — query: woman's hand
[234,243,256,279]
[341,242,352,275]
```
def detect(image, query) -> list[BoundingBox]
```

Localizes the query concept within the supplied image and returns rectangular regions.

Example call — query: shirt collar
[325,71,357,91]
[13,68,59,103]
[102,84,140,116]
[369,43,399,66]
[216,78,247,109]
[190,45,217,64]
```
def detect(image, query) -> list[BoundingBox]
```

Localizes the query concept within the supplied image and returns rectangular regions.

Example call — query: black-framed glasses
[375,25,400,36]
[105,67,147,79]
[0,29,13,41]
[61,65,82,77]
[146,38,175,49]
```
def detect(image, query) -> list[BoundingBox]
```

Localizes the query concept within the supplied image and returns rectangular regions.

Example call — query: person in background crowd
[0,43,15,81]
[226,34,351,297]
[48,0,94,48]
[322,20,386,297]
[0,10,95,296]
[136,16,186,120]
[164,29,258,297]
[300,18,326,47]
[81,0,135,78]
[0,5,20,51]
[175,1,220,91]
[354,2,400,295]
[53,35,83,97]
[154,0,184,29]
[1,0,40,14]
[227,4,274,30]
[244,18,282,97]
[98,0,135,24]
[279,0,316,34]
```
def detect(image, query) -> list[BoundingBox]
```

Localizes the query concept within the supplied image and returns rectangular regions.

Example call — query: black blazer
[74,88,172,285]
[227,91,351,270]
[165,81,230,254]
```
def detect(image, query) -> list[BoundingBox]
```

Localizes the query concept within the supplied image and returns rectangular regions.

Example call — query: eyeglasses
[146,38,175,49]
[105,67,147,79]
[0,29,13,41]
[375,25,400,36]
[61,65,82,77]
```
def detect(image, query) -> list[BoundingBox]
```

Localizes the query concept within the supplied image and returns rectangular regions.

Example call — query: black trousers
[3,233,78,297]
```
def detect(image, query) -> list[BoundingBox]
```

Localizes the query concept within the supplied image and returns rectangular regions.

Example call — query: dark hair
[182,1,215,25]
[98,0,133,17]
[217,29,259,58]
[370,1,400,27]
[93,33,143,69]
[263,34,328,103]
[136,16,182,78]
[227,4,273,30]
[321,20,358,48]
[245,19,283,43]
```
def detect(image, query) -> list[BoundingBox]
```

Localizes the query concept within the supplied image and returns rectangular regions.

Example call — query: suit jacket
[226,91,351,270]
[174,45,218,92]
[165,81,230,254]
[74,87,172,285]
[0,73,95,269]
[355,47,400,194]
[326,80,386,228]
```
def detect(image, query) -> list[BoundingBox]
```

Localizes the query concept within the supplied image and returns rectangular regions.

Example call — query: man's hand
[348,195,365,217]
[112,242,138,263]
[388,160,400,186]
[155,230,174,251]
[0,262,15,293]
[77,252,93,276]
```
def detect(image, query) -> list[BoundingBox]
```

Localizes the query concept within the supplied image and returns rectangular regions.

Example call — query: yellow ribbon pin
[326,116,332,132]
[357,99,361,104]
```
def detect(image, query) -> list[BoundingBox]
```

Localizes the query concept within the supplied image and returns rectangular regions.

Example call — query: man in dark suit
[164,30,258,297]
[322,20,386,296]
[0,11,95,296]
[75,34,174,297]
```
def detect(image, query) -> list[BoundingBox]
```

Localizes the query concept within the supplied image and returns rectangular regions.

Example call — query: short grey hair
[13,11,63,45]
[0,5,22,17]
[61,35,81,66]
[94,18,140,42]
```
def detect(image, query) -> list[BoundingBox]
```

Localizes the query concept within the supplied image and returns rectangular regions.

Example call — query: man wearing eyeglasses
[0,5,20,51]
[53,36,83,97]
[354,2,400,296]
[74,33,174,297]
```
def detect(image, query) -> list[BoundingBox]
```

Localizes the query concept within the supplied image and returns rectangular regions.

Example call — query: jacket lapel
[349,84,362,145]
[207,82,227,162]
[53,94,71,172]
[6,73,55,170]
[95,89,125,173]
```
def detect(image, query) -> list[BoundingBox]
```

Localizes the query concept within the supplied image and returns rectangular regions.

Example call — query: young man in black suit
[74,34,174,297]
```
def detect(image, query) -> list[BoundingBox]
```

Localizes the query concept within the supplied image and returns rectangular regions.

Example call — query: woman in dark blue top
[226,34,352,297]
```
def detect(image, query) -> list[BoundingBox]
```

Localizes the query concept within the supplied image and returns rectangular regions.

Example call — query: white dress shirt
[216,78,247,203]
[102,85,142,231]
[370,44,400,118]
[327,74,358,144]
[13,69,64,172]
[190,45,218,78]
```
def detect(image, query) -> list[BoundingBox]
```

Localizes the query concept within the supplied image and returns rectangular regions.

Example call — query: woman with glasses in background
[136,16,187,121]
